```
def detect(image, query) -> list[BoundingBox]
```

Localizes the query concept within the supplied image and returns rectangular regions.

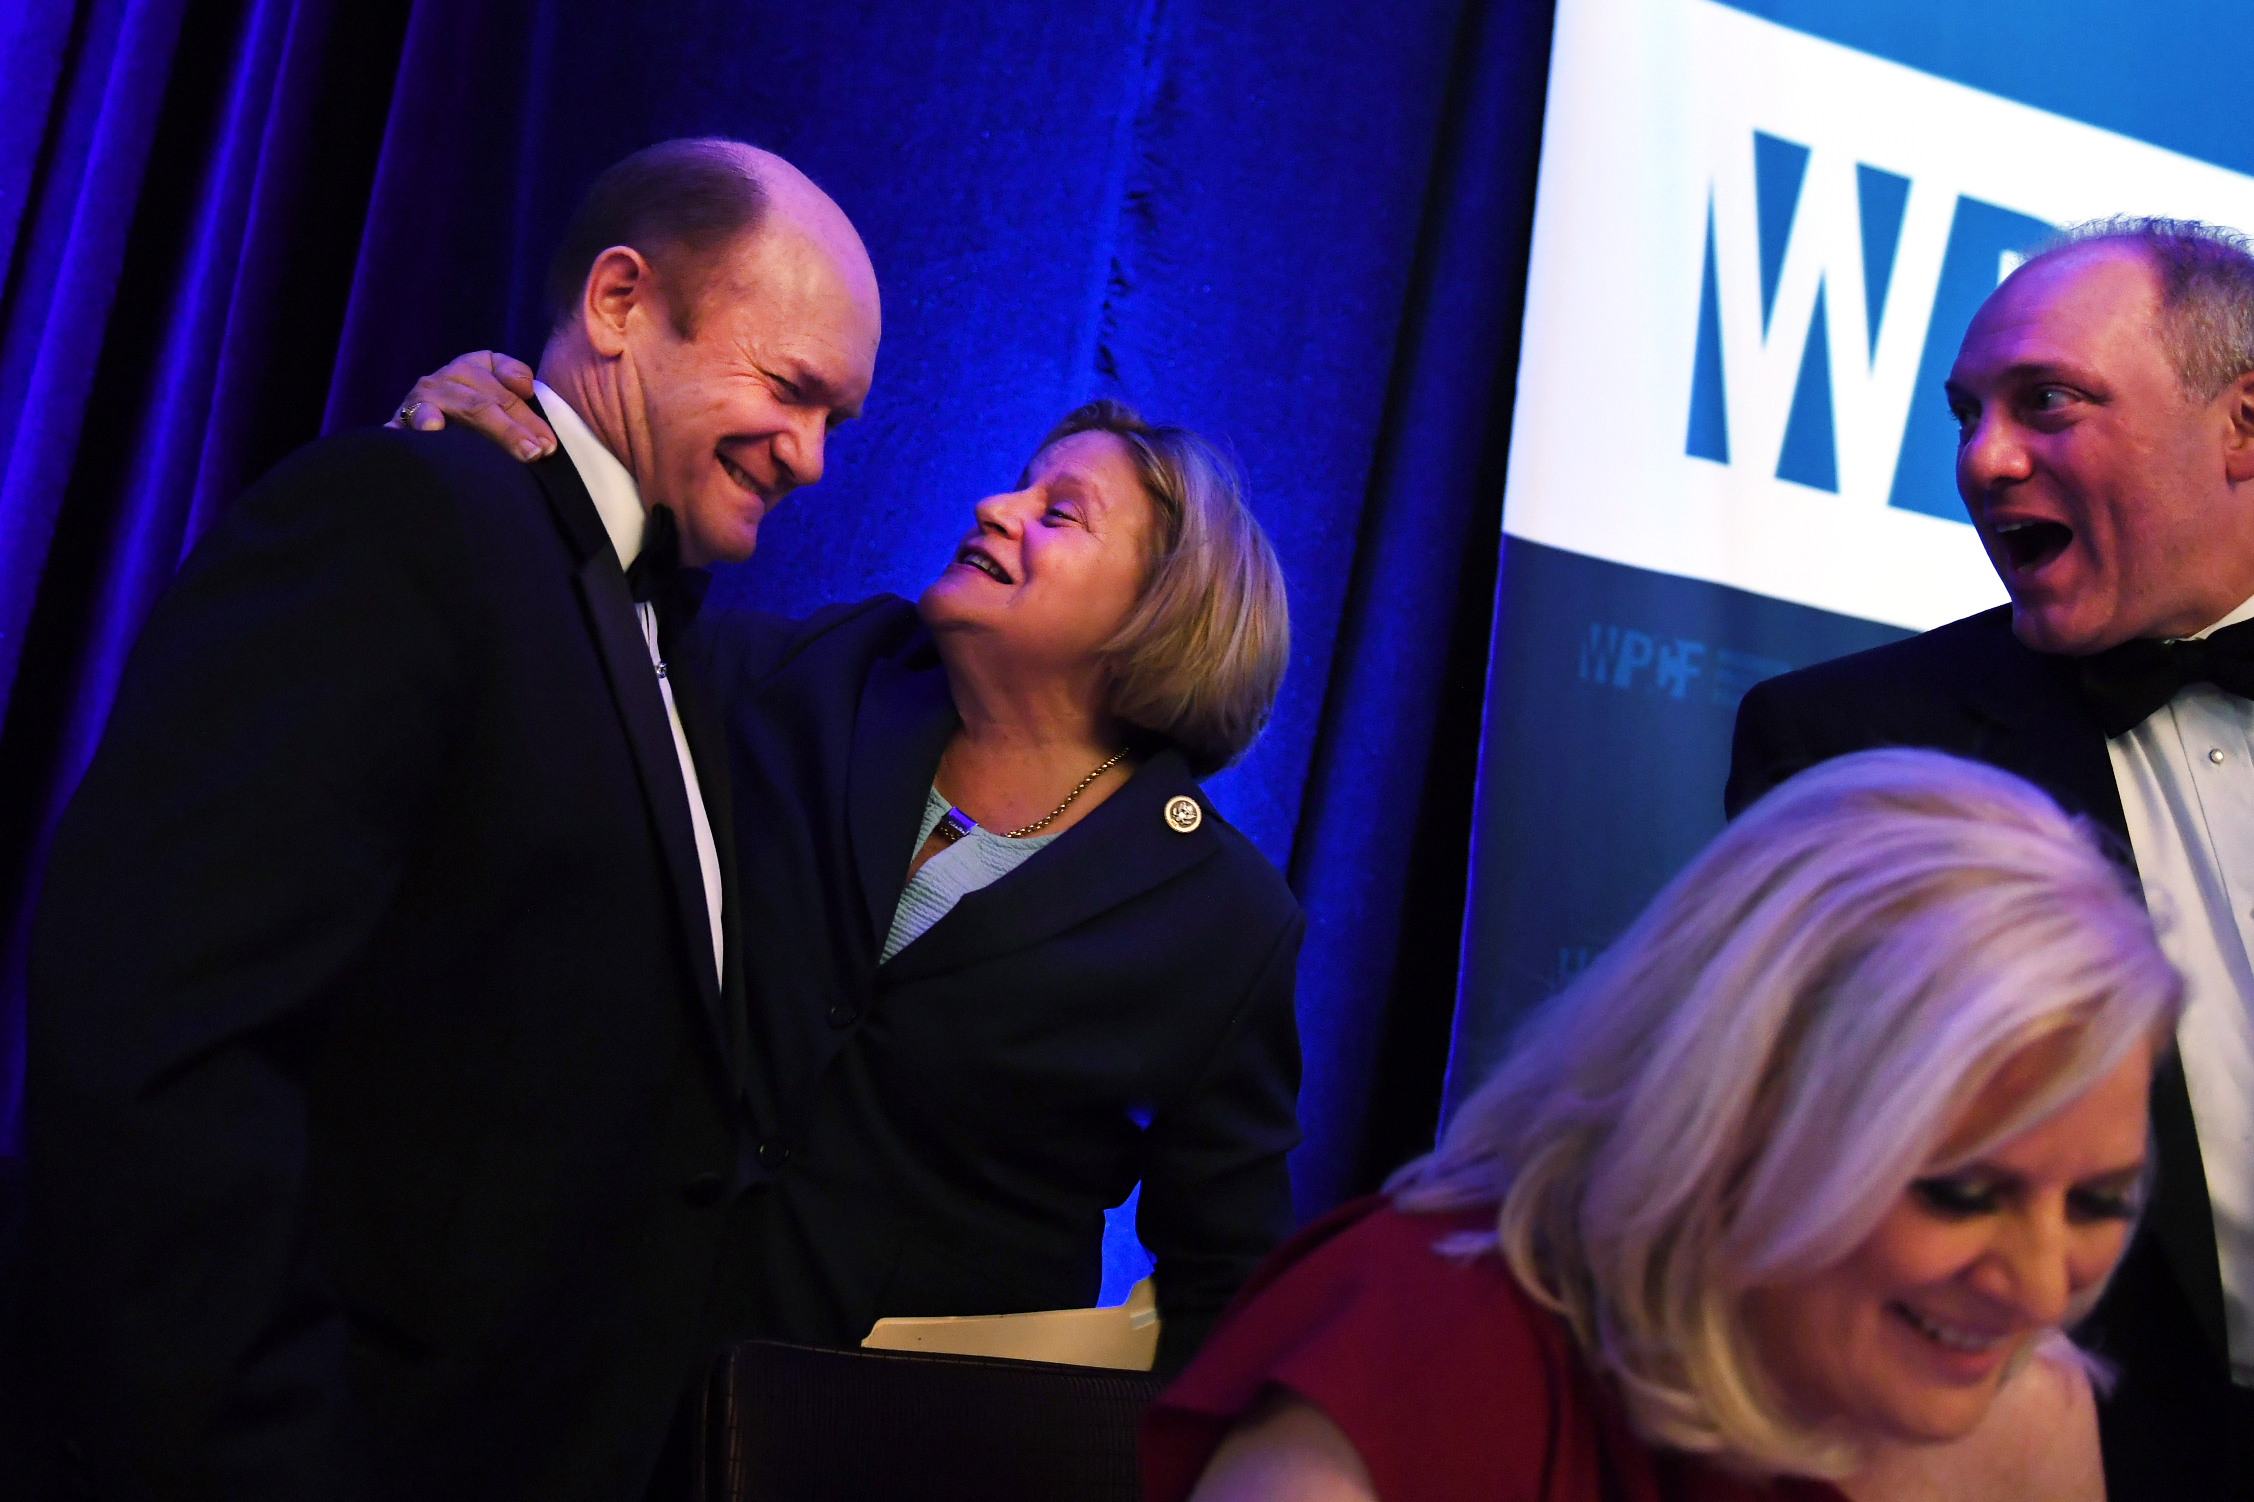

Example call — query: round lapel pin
[1164,795,1203,834]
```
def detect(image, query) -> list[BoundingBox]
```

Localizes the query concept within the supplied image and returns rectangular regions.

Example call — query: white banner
[1503,0,2254,630]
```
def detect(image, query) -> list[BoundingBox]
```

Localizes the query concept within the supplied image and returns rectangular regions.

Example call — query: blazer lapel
[1955,615,2228,1365]
[844,651,959,945]
[879,748,1222,987]
[529,444,739,1090]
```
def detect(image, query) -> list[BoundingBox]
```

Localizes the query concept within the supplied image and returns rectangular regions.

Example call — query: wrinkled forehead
[751,150,876,287]
[720,221,876,320]
[698,224,880,382]
[1952,242,2163,383]
[1019,429,1141,495]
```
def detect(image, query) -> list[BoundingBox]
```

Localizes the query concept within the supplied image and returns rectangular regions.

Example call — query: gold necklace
[1001,747,1130,837]
[993,748,1132,839]
[929,748,1132,848]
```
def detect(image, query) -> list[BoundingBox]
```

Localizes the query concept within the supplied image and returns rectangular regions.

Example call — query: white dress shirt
[2106,591,2254,1385]
[536,380,726,984]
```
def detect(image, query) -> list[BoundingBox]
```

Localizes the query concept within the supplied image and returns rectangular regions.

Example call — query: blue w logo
[1684,129,2051,521]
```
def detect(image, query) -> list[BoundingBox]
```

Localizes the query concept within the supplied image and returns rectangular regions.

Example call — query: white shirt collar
[534,379,646,570]
[2186,591,2254,640]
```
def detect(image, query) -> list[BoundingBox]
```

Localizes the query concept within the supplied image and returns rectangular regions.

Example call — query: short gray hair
[1391,749,2181,1478]
[2033,216,2254,399]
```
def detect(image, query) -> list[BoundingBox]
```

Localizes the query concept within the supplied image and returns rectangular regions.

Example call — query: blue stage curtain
[0,0,412,1156]
[0,0,1556,1224]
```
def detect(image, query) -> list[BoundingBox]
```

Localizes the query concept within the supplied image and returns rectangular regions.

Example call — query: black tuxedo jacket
[699,597,1303,1372]
[1728,603,2242,1502]
[25,427,751,1500]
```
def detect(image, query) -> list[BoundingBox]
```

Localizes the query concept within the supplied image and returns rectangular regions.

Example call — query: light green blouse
[880,785,1060,962]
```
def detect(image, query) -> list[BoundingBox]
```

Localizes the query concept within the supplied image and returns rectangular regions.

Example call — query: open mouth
[957,546,1013,584]
[1992,519,2073,574]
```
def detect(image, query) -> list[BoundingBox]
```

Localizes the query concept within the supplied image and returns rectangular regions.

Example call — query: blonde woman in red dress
[1146,749,2180,1502]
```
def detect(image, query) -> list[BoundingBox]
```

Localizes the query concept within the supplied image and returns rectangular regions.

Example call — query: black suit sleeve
[695,598,912,687]
[1724,674,1825,818]
[28,432,484,1498]
[1136,908,1306,1371]
[690,606,798,685]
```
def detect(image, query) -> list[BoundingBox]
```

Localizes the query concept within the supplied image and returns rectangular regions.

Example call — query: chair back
[697,1339,1167,1502]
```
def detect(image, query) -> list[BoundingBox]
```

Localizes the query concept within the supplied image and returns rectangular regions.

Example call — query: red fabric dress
[1141,1197,1849,1502]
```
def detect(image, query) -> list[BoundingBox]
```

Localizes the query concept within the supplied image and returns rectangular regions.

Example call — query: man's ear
[2222,369,2254,484]
[579,246,654,358]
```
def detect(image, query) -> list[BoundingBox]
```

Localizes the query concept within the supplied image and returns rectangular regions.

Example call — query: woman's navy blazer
[700,595,1304,1369]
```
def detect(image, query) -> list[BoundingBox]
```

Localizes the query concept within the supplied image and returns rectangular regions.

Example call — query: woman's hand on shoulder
[388,350,556,463]
[1187,1388,1376,1502]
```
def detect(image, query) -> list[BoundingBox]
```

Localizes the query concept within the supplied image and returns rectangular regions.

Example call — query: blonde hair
[1390,749,2181,1477]
[1032,401,1288,775]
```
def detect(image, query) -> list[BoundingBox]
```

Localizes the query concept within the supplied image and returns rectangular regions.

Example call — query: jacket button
[757,1140,792,1170]
[681,1171,727,1206]
[826,1003,859,1028]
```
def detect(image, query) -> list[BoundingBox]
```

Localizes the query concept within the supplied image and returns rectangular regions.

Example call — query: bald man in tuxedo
[21,139,877,1498]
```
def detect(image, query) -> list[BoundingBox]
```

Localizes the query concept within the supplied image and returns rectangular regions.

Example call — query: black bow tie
[624,505,709,643]
[2078,618,2254,737]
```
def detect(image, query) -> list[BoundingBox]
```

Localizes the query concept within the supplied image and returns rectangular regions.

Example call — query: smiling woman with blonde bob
[1145,748,2179,1501]
[691,398,1301,1371]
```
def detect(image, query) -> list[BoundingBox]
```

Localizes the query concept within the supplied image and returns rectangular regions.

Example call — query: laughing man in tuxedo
[1728,218,2254,1501]
[22,140,877,1498]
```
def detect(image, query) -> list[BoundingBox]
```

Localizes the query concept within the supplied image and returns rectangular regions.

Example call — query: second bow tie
[2078,618,2254,737]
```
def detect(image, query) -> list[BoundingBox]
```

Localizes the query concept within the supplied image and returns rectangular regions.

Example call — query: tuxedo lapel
[668,644,751,1090]
[1953,615,2131,848]
[879,749,1222,987]
[844,652,958,944]
[2145,1053,2229,1366]
[1954,614,2227,1365]
[529,444,740,1092]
